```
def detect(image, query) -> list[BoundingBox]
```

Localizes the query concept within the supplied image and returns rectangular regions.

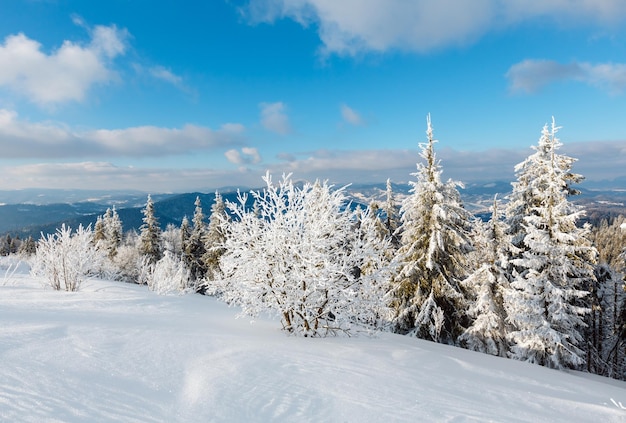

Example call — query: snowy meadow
[1,257,625,422]
[2,118,626,421]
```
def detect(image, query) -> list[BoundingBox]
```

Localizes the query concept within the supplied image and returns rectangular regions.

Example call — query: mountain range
[0,181,624,239]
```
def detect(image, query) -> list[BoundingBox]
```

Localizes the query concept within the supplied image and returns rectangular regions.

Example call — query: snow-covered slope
[1,259,625,422]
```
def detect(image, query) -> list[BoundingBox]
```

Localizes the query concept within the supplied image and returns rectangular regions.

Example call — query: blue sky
[0,0,625,192]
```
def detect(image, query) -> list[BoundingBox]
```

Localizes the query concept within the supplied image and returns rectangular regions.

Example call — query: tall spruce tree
[459,197,510,356]
[139,195,163,264]
[389,115,473,343]
[106,207,123,256]
[202,192,229,284]
[183,196,208,282]
[505,119,597,370]
[383,178,401,249]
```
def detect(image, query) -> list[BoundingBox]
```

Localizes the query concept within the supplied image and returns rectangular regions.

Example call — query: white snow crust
[1,259,625,422]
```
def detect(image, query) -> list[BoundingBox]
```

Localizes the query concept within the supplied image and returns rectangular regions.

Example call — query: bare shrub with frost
[31,224,104,292]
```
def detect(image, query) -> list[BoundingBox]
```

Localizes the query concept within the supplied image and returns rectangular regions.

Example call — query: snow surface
[1,258,625,422]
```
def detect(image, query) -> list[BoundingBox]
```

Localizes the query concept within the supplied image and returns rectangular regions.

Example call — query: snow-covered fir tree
[146,250,192,295]
[505,119,597,370]
[587,263,626,379]
[139,195,163,265]
[506,121,583,253]
[216,172,392,337]
[18,236,36,256]
[202,192,229,286]
[105,207,123,257]
[0,234,19,256]
[161,223,183,256]
[591,215,626,271]
[369,179,401,256]
[183,196,208,282]
[459,197,510,356]
[93,215,106,245]
[180,216,191,260]
[587,217,626,379]
[388,116,473,343]
[95,207,123,259]
[383,178,401,249]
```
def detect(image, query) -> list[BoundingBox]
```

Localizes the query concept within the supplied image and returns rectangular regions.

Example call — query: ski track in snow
[1,266,626,422]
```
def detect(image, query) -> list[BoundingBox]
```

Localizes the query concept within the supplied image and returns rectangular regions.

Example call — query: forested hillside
[5,118,626,380]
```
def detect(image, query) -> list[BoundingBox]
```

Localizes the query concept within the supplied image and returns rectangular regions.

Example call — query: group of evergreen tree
[384,117,625,376]
[19,116,626,379]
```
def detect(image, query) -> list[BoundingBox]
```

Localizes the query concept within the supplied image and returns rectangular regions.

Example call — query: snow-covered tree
[31,224,104,291]
[506,121,583,254]
[161,223,183,256]
[143,251,192,295]
[388,116,473,343]
[183,196,207,282]
[383,178,401,248]
[108,230,143,283]
[180,216,191,258]
[17,236,36,257]
[505,119,596,370]
[94,207,124,259]
[591,215,626,271]
[93,215,106,244]
[459,197,510,356]
[202,192,229,285]
[216,172,392,336]
[105,207,123,256]
[369,179,402,260]
[139,195,162,264]
[587,263,626,379]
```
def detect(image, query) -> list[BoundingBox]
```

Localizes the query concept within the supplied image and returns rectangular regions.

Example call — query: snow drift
[1,260,625,422]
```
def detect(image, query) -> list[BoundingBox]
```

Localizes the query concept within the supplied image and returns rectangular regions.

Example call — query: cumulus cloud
[260,101,291,134]
[225,147,262,165]
[507,59,626,94]
[0,109,245,158]
[340,104,364,126]
[0,24,128,105]
[243,0,626,55]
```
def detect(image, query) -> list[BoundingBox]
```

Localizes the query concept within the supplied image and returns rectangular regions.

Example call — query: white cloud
[149,66,183,86]
[244,0,626,55]
[225,147,262,165]
[507,59,626,94]
[0,24,128,105]
[340,104,364,126]
[502,0,626,24]
[0,161,265,192]
[0,109,245,158]
[262,141,626,187]
[260,102,291,134]
[1,140,623,192]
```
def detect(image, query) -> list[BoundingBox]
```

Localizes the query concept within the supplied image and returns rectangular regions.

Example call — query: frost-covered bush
[93,231,142,283]
[216,172,392,337]
[142,251,192,295]
[31,224,104,292]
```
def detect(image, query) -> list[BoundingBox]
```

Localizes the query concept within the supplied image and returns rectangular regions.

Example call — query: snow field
[1,263,625,422]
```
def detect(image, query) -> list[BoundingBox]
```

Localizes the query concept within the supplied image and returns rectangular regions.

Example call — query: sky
[0,0,625,193]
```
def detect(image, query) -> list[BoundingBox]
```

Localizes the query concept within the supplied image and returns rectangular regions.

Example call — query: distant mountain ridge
[0,181,625,239]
